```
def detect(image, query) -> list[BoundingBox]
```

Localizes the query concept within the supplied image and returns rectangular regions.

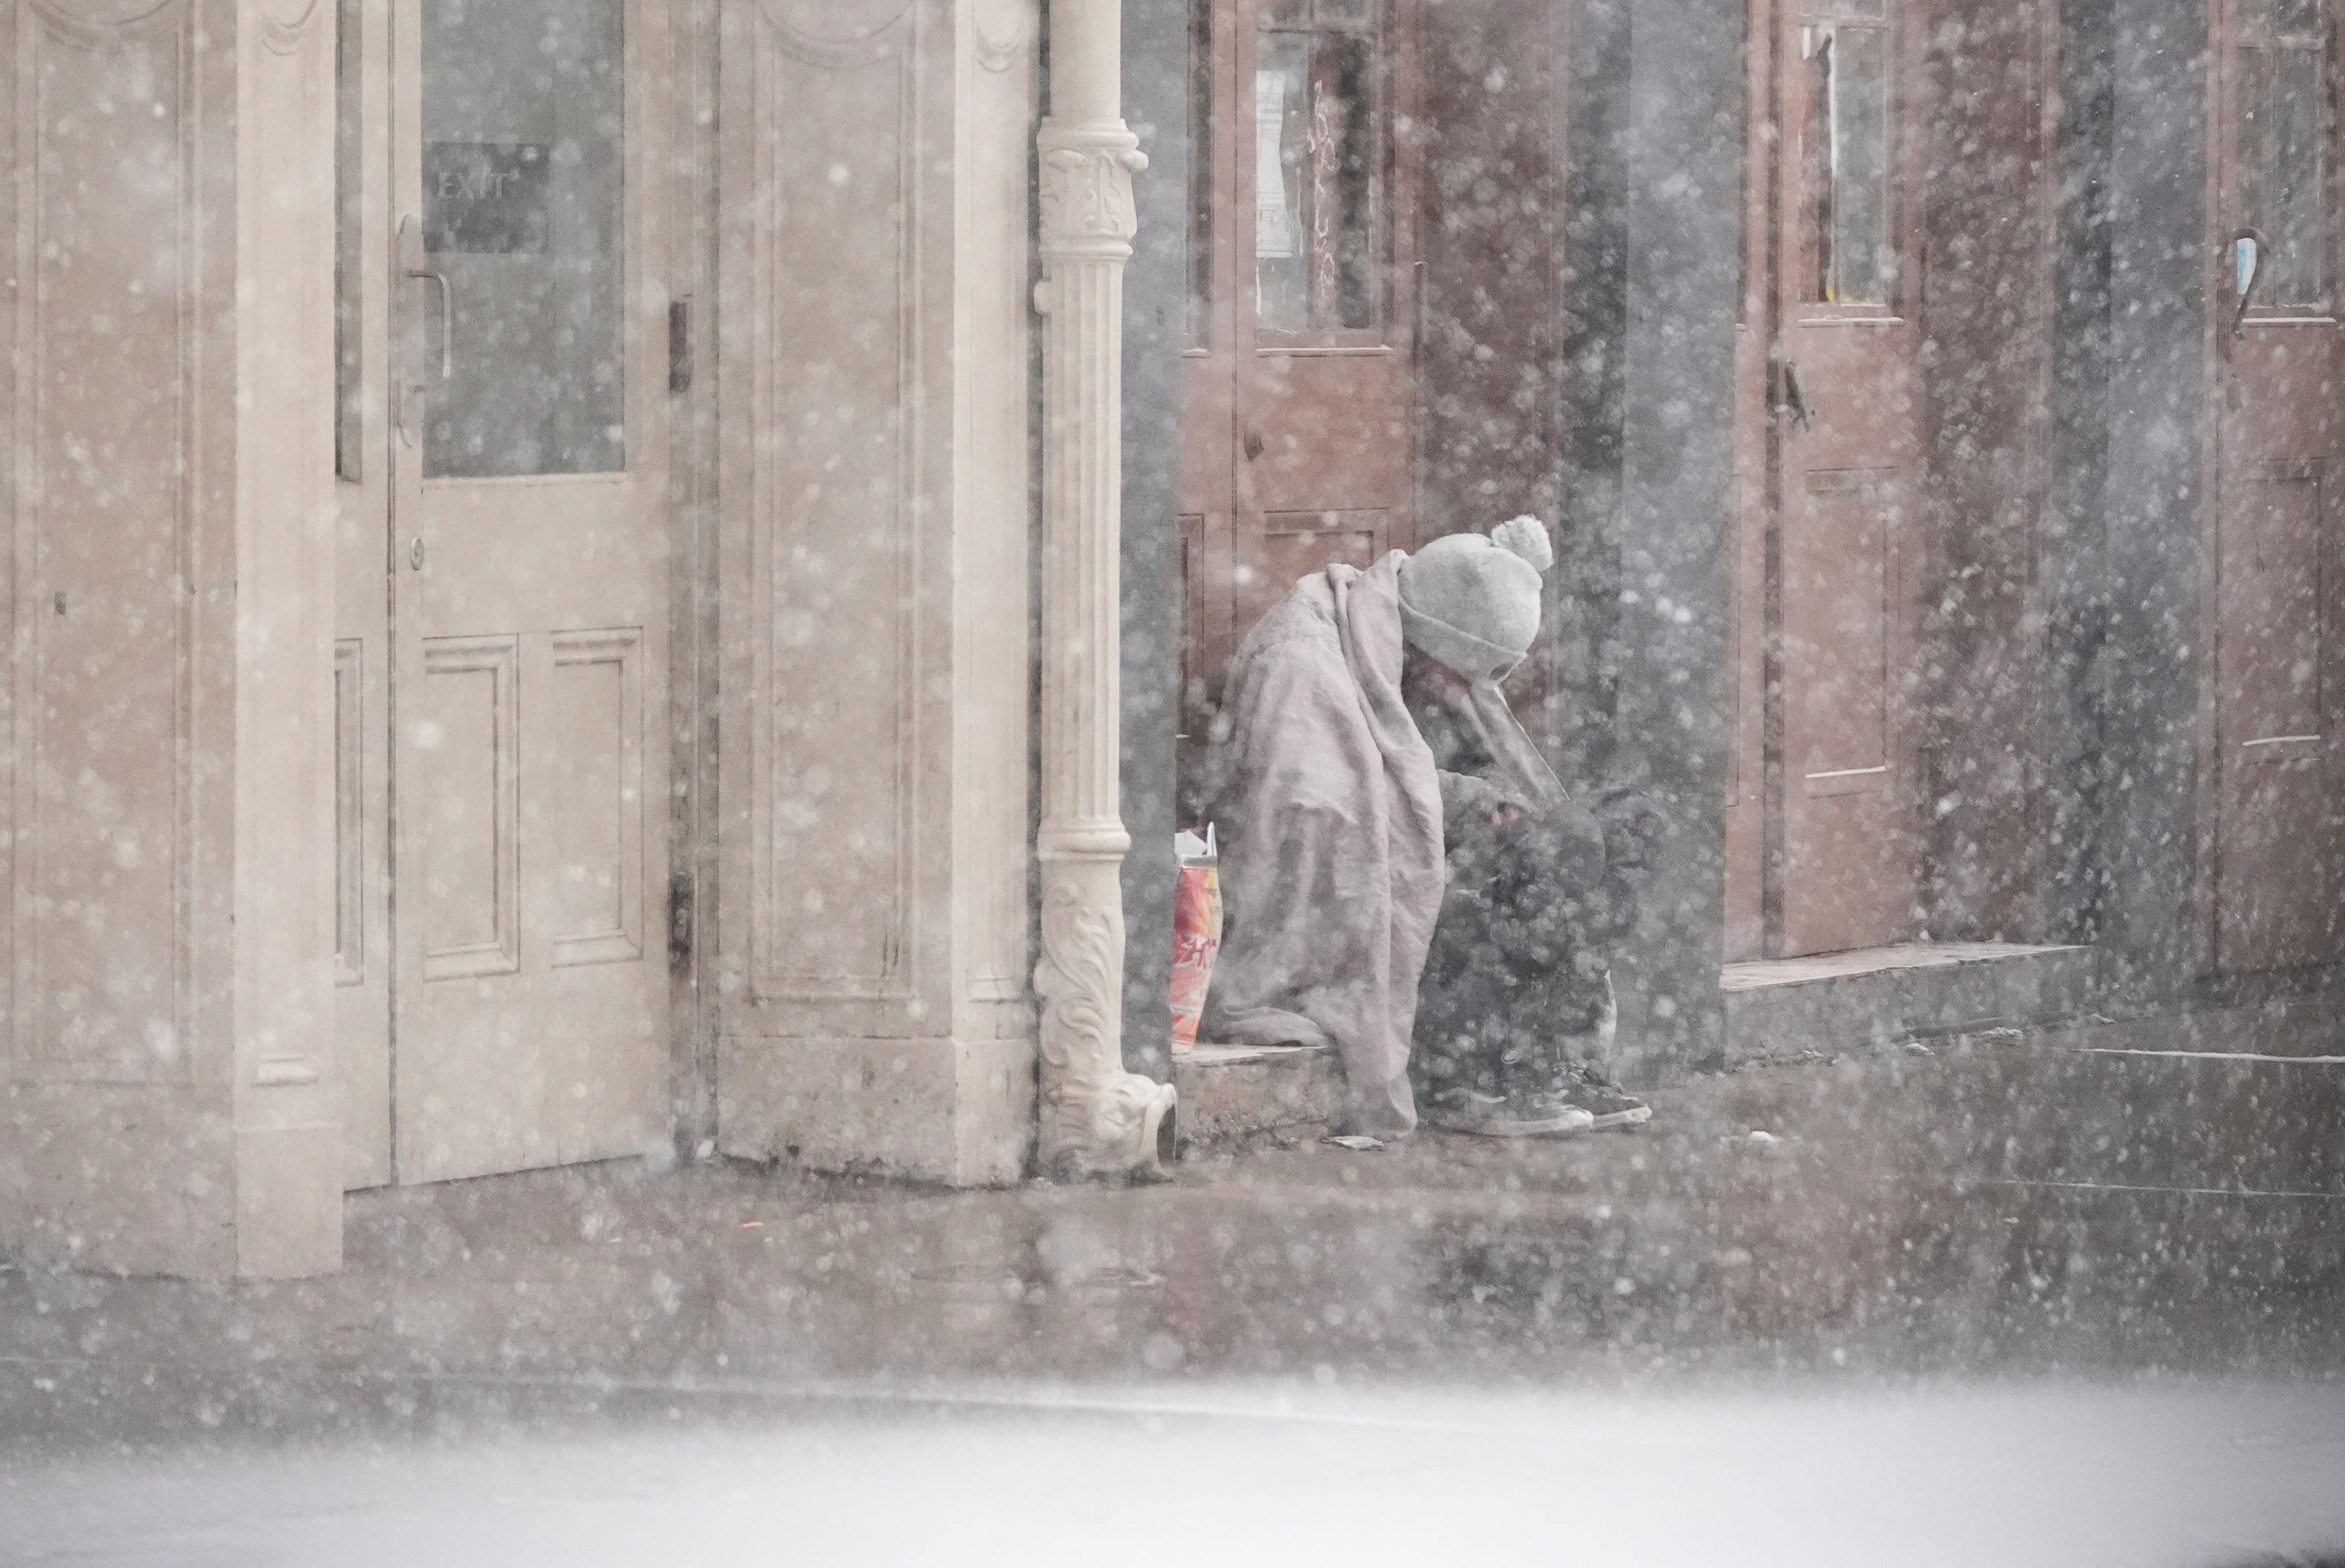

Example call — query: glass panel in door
[420,0,625,477]
[1805,17,1891,306]
[2237,0,2328,306]
[1254,0,1383,334]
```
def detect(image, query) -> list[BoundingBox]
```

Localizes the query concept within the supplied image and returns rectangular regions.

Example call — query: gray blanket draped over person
[1198,551,1445,1137]
[1203,516,1650,1139]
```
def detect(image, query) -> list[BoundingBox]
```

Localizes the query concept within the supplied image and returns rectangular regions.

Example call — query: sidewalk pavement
[2,1036,2338,1433]
[3,1038,2342,1564]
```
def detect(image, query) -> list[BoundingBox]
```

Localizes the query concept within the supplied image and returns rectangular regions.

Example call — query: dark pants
[1410,803,1635,1107]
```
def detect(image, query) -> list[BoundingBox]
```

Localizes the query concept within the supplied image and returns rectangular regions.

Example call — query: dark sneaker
[1555,1084,1652,1131]
[1423,1089,1595,1139]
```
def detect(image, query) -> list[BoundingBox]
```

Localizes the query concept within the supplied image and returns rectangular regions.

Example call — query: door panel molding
[546,625,646,969]
[1788,467,1897,795]
[723,0,922,1007]
[752,0,913,61]
[418,634,521,983]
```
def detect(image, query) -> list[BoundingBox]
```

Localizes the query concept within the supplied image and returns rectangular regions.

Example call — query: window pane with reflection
[2238,5,2328,308]
[1809,21,1891,307]
[1254,0,1381,335]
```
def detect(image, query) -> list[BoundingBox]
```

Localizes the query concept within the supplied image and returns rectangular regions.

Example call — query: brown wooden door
[1737,0,1924,958]
[1179,0,1420,815]
[2211,0,2345,971]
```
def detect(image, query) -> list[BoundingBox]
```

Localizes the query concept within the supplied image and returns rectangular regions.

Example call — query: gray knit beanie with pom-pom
[1396,516,1553,680]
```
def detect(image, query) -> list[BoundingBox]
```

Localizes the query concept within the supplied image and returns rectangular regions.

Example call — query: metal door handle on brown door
[1781,361,1818,431]
[1244,428,1265,461]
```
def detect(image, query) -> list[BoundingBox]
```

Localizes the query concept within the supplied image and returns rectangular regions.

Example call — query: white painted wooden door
[387,0,672,1184]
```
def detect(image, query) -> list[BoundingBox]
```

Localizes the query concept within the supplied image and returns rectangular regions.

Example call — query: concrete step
[1172,1042,1341,1152]
[1966,1031,2345,1195]
[1676,1030,2345,1199]
[1723,941,2094,1066]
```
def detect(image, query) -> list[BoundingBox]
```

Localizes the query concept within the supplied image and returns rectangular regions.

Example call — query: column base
[1033,854,1178,1181]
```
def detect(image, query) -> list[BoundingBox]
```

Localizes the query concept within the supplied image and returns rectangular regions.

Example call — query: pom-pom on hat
[1396,516,1553,680]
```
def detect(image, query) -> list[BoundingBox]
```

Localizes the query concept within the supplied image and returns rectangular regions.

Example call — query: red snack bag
[1170,829,1222,1048]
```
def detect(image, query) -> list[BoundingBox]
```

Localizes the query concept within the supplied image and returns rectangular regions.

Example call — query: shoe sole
[1584,1106,1653,1131]
[1424,1111,1595,1139]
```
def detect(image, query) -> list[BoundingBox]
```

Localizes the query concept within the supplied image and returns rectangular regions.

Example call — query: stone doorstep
[1172,1041,1343,1153]
[1722,941,2098,1067]
[1173,944,2103,1150]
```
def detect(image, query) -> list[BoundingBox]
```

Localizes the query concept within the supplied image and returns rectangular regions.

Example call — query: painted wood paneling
[723,0,924,1007]
[10,0,197,1082]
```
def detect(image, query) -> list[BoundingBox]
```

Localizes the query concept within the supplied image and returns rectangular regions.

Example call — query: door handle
[409,536,426,572]
[396,217,455,445]
[1243,427,1265,461]
[413,269,454,378]
[400,217,455,377]
[1781,360,1818,432]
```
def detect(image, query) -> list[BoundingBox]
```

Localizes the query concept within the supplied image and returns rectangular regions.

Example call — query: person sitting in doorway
[1199,517,1657,1140]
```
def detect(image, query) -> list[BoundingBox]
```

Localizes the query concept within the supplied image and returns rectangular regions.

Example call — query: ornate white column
[1032,0,1177,1179]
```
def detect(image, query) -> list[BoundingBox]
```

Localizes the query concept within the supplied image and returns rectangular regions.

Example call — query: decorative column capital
[1037,119,1148,265]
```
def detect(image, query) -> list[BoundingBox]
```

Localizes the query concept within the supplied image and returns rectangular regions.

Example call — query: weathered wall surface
[1607,0,1742,1080]
[1914,1,2058,945]
[1417,0,1569,545]
[1552,0,1741,1082]
[1417,0,1571,750]
[2059,0,2209,1000]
